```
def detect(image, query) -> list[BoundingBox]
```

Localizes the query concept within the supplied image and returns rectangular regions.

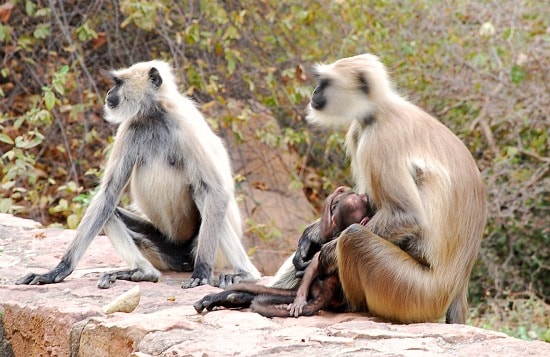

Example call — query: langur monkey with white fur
[17,60,260,289]
[272,54,486,324]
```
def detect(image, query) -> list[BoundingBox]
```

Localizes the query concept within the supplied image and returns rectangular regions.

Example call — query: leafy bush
[1,0,547,339]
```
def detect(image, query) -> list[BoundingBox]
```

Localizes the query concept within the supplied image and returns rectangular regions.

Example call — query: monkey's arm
[194,290,256,312]
[184,180,228,288]
[292,219,322,274]
[194,282,296,313]
[16,139,134,285]
[181,131,236,288]
[364,160,424,246]
[288,251,320,317]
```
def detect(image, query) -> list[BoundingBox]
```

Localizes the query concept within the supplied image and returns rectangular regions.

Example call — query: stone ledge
[1,214,549,356]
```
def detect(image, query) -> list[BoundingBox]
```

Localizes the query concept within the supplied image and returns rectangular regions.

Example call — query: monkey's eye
[113,77,123,86]
[318,78,330,90]
[357,75,369,94]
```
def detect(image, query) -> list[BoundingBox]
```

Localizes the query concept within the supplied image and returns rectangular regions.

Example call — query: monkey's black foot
[15,261,72,285]
[181,276,209,289]
[182,262,211,289]
[16,272,57,285]
[97,268,160,289]
[194,290,255,313]
[216,271,258,289]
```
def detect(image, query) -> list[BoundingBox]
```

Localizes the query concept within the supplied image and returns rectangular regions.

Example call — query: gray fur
[16,60,260,289]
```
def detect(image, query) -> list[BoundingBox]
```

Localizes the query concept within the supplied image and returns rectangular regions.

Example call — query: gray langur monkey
[16,60,260,289]
[270,54,487,324]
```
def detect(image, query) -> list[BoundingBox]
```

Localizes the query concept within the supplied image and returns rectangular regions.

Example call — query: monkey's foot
[216,271,258,289]
[194,290,255,313]
[182,262,211,289]
[97,268,160,289]
[15,261,72,285]
[16,272,62,285]
[181,276,209,289]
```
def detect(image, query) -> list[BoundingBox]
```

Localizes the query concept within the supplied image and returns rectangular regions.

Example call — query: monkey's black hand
[293,221,322,273]
[97,267,160,289]
[194,290,255,313]
[182,262,211,289]
[15,261,73,285]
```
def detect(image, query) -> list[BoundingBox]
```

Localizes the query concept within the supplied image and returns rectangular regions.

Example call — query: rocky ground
[1,213,549,356]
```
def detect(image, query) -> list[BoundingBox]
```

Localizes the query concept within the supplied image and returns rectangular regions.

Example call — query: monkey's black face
[311,78,329,110]
[307,61,377,128]
[106,85,120,109]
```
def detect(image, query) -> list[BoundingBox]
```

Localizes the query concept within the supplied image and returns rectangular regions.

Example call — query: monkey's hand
[97,267,160,289]
[288,296,307,317]
[182,262,211,289]
[182,276,209,289]
[15,261,72,285]
[194,290,255,313]
[293,220,323,274]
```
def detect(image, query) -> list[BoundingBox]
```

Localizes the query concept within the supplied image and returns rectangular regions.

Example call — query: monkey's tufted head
[103,60,179,124]
[306,53,398,128]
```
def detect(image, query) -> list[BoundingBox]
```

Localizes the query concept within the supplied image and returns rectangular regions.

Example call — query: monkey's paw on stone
[182,276,209,289]
[97,268,160,289]
[194,290,255,313]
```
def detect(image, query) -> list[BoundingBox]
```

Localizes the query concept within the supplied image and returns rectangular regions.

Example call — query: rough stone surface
[1,214,550,356]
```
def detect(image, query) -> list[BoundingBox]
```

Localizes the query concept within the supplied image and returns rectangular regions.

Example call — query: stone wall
[1,214,549,356]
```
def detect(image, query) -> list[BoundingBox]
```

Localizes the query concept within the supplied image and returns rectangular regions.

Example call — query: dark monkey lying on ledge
[194,187,373,317]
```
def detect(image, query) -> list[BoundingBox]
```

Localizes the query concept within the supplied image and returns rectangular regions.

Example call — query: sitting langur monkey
[194,187,373,317]
[290,53,486,324]
[16,60,260,289]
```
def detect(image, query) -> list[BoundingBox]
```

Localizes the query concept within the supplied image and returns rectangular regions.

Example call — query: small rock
[103,285,141,314]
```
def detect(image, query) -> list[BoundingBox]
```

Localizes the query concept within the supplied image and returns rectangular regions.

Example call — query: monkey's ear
[357,74,369,95]
[149,67,163,89]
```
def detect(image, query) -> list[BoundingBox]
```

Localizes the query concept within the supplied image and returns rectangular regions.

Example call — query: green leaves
[33,23,50,39]
[510,64,526,84]
[76,21,98,42]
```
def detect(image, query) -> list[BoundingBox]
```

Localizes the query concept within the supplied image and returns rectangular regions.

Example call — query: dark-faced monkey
[194,187,373,317]
[269,53,486,324]
[16,60,260,289]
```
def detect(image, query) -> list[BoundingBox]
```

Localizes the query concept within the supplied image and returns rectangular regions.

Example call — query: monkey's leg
[16,194,113,285]
[215,203,261,288]
[288,251,321,317]
[336,224,448,323]
[228,282,297,297]
[116,208,195,272]
[97,215,161,289]
[194,290,256,313]
[16,260,74,285]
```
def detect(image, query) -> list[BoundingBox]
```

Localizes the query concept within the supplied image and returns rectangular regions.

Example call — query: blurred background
[0,0,548,341]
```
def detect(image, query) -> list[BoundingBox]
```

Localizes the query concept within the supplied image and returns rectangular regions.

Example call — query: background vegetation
[1,0,548,341]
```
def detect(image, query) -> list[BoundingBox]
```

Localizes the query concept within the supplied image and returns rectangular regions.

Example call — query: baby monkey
[194,187,373,317]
